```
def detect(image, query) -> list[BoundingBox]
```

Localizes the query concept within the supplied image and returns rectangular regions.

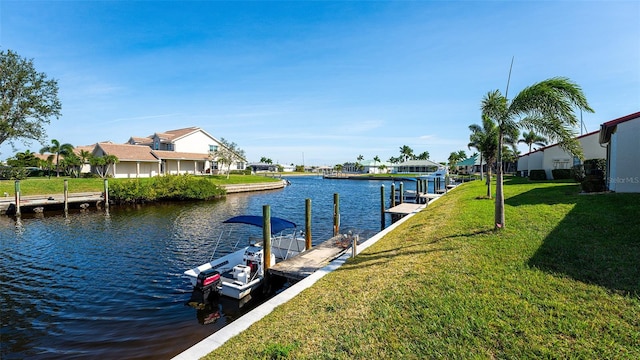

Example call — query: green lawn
[0,174,280,196]
[205,177,640,359]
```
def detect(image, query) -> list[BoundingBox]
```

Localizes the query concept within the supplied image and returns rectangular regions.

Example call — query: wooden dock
[385,203,426,215]
[0,192,104,214]
[269,235,350,282]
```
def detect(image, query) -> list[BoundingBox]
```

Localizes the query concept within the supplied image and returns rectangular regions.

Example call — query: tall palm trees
[481,77,593,229]
[40,139,74,177]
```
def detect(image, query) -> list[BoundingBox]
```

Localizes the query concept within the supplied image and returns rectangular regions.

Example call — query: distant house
[454,154,486,175]
[393,159,442,174]
[517,131,605,179]
[598,111,640,193]
[90,126,246,178]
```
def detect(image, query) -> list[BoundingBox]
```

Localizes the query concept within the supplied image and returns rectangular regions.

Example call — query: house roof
[152,150,210,161]
[396,159,441,167]
[128,136,153,145]
[599,111,640,144]
[154,127,200,142]
[455,155,478,167]
[96,142,158,162]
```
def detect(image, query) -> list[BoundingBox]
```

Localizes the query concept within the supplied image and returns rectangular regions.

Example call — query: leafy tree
[334,164,343,172]
[481,77,593,229]
[60,152,82,178]
[6,150,39,167]
[40,139,74,177]
[90,154,119,178]
[0,49,62,152]
[210,137,246,179]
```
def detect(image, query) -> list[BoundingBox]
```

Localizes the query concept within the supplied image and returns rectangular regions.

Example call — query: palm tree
[40,139,74,177]
[518,131,547,154]
[468,114,499,198]
[373,155,381,173]
[518,131,547,176]
[481,77,593,229]
[399,145,414,162]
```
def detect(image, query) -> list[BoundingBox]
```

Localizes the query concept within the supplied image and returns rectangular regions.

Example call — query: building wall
[173,131,216,153]
[581,132,606,160]
[611,119,640,192]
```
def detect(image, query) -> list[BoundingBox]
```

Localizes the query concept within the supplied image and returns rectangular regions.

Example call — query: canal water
[1,176,428,359]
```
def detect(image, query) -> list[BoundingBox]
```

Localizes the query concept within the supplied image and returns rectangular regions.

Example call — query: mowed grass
[0,174,280,196]
[205,178,640,359]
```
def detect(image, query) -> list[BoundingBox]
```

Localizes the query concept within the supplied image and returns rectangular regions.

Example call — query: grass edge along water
[203,177,640,360]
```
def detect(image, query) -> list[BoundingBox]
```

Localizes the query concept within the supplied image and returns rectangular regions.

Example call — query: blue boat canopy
[223,215,297,234]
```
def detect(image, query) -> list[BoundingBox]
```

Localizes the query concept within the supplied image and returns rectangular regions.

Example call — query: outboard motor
[187,268,221,309]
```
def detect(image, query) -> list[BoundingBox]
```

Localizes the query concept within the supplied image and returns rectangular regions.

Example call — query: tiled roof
[73,145,95,155]
[97,142,158,161]
[156,127,200,142]
[152,150,210,160]
[128,136,153,145]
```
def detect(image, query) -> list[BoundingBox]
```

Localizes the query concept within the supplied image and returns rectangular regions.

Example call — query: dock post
[263,205,272,269]
[305,198,312,250]
[333,193,340,236]
[415,180,420,204]
[14,180,21,217]
[399,182,404,204]
[103,179,109,209]
[390,183,396,207]
[64,179,69,212]
[380,185,385,231]
[352,234,358,258]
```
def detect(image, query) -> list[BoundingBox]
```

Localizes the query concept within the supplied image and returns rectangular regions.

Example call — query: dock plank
[385,203,425,215]
[269,235,349,281]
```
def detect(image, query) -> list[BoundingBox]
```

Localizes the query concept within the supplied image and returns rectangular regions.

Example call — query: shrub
[529,169,547,180]
[109,175,225,203]
[584,158,606,176]
[552,169,572,180]
[581,174,606,193]
[571,164,585,182]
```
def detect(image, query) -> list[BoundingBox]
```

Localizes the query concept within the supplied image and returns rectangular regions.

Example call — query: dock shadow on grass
[516,188,640,296]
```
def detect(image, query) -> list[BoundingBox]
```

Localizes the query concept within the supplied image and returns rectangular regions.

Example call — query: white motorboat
[184,215,306,301]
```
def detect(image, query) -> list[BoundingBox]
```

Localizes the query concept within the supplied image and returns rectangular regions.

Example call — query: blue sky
[1,1,638,166]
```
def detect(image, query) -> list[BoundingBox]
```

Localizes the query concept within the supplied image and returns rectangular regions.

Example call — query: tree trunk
[495,131,505,229]
[480,153,484,181]
[486,165,492,198]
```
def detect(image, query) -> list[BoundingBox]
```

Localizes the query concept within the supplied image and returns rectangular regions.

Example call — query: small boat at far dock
[184,215,306,302]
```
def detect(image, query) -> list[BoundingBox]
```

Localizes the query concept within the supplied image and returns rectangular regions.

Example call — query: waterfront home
[598,111,640,193]
[92,126,246,178]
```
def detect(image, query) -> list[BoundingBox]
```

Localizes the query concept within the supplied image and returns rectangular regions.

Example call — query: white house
[599,111,640,193]
[92,127,246,178]
[517,131,605,179]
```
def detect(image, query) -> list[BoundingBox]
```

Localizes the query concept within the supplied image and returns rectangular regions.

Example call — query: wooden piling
[399,182,404,204]
[305,198,312,250]
[333,193,340,236]
[352,234,358,258]
[14,180,21,217]
[263,205,272,269]
[103,179,109,209]
[380,185,385,231]
[415,180,420,204]
[64,180,69,212]
[391,183,396,207]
